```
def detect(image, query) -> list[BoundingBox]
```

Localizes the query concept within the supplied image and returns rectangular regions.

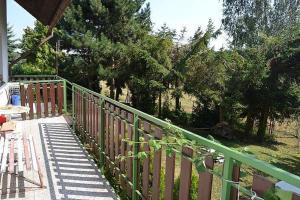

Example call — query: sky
[7,0,227,49]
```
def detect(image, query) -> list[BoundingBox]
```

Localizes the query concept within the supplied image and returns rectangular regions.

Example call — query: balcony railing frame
[10,75,300,200]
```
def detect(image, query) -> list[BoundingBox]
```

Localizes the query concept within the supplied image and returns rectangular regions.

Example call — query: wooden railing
[10,75,58,82]
[17,79,67,119]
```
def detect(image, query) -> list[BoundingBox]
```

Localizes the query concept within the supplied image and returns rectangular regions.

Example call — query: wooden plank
[293,194,300,200]
[36,83,42,118]
[152,127,163,200]
[0,137,5,163]
[142,121,151,199]
[179,147,193,200]
[32,135,44,187]
[230,165,241,200]
[28,83,34,119]
[198,156,214,200]
[23,136,31,170]
[105,104,110,156]
[120,110,126,173]
[29,136,38,171]
[252,174,274,198]
[110,105,115,161]
[1,138,9,172]
[57,82,63,115]
[42,84,49,117]
[18,137,23,172]
[114,108,120,163]
[164,151,176,200]
[20,84,26,120]
[50,83,56,116]
[8,138,15,173]
[127,113,134,189]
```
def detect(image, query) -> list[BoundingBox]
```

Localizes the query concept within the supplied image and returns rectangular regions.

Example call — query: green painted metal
[63,79,67,113]
[15,77,300,199]
[99,98,105,168]
[69,82,300,189]
[72,85,75,132]
[132,114,139,200]
[221,156,234,200]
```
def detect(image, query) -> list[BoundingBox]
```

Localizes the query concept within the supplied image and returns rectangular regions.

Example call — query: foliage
[7,25,18,64]
[12,21,57,75]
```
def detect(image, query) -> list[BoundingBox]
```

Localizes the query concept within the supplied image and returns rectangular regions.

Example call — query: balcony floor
[0,116,117,200]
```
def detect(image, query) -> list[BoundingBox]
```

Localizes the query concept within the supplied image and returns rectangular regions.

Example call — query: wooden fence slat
[127,113,134,197]
[152,127,163,200]
[42,84,48,117]
[27,83,34,119]
[50,83,56,116]
[120,110,127,190]
[20,84,26,120]
[179,147,193,200]
[36,83,41,118]
[105,104,109,156]
[164,151,176,200]
[252,174,274,198]
[115,108,121,165]
[142,122,151,200]
[293,194,300,200]
[198,156,214,200]
[230,165,241,200]
[57,83,63,115]
[110,105,115,161]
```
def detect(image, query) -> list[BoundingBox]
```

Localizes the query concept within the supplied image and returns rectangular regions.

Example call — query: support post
[221,156,234,200]
[99,98,105,168]
[63,79,67,113]
[0,0,8,82]
[72,84,75,132]
[132,113,139,200]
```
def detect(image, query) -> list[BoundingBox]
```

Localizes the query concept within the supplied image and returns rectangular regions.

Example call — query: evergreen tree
[7,25,18,64]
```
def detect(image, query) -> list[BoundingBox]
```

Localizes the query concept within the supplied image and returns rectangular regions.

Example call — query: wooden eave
[15,0,70,29]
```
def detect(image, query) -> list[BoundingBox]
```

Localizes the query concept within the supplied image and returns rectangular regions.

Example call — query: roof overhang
[15,0,70,31]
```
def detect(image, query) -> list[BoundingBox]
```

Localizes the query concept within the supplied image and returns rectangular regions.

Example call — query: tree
[12,21,57,75]
[222,0,300,140]
[222,0,300,48]
[7,25,18,64]
[57,0,152,93]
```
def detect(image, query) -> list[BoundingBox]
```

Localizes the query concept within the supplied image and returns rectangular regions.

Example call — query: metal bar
[72,84,75,132]
[221,156,234,200]
[64,83,300,188]
[132,113,139,200]
[63,79,67,113]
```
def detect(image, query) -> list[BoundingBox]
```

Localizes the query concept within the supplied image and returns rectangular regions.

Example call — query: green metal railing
[69,81,300,199]
[11,76,300,199]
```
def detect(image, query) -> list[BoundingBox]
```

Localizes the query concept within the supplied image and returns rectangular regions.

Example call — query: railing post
[221,156,234,200]
[132,113,139,200]
[63,79,67,113]
[99,98,105,168]
[72,84,75,132]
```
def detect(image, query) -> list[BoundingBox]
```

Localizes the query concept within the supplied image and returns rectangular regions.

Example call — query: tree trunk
[109,78,115,99]
[115,87,121,101]
[257,110,268,142]
[175,79,181,111]
[158,91,162,117]
[245,112,255,135]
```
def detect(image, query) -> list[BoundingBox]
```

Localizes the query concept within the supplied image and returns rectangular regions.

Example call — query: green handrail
[16,77,300,199]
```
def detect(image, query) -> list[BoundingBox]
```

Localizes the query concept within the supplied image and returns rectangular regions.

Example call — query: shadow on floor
[39,123,117,200]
